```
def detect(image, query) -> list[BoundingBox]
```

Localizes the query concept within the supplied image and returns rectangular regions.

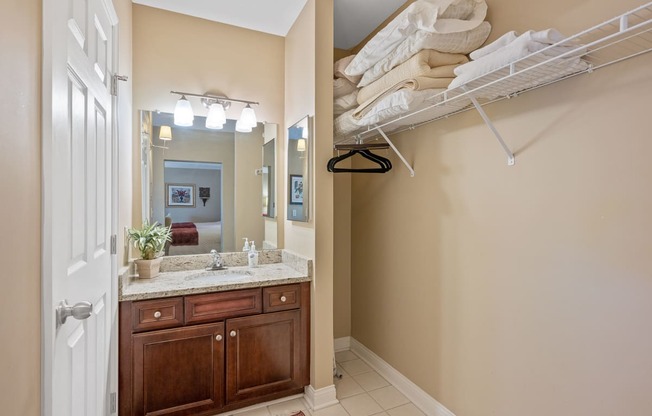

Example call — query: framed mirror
[140,110,268,255]
[262,139,275,218]
[287,116,310,222]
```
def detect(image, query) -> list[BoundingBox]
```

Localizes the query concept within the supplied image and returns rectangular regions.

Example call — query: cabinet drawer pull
[153,311,162,319]
[280,296,287,302]
[215,334,223,342]
[230,330,237,338]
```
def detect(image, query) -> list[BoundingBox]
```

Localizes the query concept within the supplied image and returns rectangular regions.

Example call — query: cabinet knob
[153,311,162,319]
[280,296,287,303]
[215,334,223,342]
[230,330,237,338]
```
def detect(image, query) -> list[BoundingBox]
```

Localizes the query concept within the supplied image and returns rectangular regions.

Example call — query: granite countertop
[119,249,312,301]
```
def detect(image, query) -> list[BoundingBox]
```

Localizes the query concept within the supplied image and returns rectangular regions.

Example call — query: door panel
[132,323,225,416]
[46,0,118,415]
[226,310,302,403]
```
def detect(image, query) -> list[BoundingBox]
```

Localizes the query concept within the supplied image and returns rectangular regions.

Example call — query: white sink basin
[184,269,252,283]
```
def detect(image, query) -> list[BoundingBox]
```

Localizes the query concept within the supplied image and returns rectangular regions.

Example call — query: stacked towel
[333,55,362,116]
[344,0,491,87]
[356,49,468,105]
[449,28,586,90]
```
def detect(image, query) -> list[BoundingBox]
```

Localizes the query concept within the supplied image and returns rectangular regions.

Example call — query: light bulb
[205,102,226,129]
[235,118,252,133]
[173,95,194,126]
[239,104,257,128]
[297,138,306,152]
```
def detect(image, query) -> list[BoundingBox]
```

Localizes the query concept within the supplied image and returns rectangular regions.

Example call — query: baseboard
[334,336,351,352]
[303,384,339,411]
[349,338,455,416]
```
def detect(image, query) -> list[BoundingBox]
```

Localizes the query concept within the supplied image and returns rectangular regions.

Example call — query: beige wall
[234,125,265,250]
[0,0,132,413]
[285,0,335,390]
[132,4,285,247]
[0,1,41,414]
[349,0,652,415]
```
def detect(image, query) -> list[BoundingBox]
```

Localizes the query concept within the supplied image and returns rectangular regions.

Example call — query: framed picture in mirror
[166,184,195,207]
[289,175,303,205]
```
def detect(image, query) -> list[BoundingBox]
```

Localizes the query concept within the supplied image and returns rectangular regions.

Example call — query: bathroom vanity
[118,250,311,416]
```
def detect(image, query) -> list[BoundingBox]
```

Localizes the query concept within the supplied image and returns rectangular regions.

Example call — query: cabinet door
[132,322,225,416]
[226,310,302,404]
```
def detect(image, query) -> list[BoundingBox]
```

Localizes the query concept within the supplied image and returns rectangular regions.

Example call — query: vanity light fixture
[170,91,259,130]
[235,118,253,133]
[159,125,172,141]
[173,95,194,126]
[297,138,306,152]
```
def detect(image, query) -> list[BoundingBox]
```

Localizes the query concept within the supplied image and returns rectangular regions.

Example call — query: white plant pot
[135,257,163,279]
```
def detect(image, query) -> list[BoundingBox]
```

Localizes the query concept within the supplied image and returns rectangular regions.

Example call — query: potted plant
[127,220,172,278]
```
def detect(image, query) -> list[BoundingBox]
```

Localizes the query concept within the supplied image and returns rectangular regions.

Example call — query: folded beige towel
[357,50,468,104]
[334,91,359,116]
[353,77,450,119]
[334,55,362,84]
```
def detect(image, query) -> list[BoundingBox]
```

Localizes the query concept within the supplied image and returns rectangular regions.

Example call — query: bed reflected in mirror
[140,110,267,255]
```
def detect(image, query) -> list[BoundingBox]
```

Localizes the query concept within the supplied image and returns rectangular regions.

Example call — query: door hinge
[110,234,117,255]
[110,392,117,413]
[111,74,128,96]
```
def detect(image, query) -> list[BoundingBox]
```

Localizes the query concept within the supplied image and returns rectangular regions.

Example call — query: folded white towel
[345,0,488,77]
[334,91,359,116]
[450,29,583,89]
[469,30,518,60]
[334,78,358,99]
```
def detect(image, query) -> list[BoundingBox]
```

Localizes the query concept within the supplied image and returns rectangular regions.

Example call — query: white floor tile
[386,404,425,416]
[335,376,365,399]
[371,413,389,416]
[313,403,350,416]
[231,406,272,416]
[335,350,359,363]
[339,359,373,376]
[340,393,383,416]
[352,371,390,392]
[267,398,311,416]
[368,386,409,410]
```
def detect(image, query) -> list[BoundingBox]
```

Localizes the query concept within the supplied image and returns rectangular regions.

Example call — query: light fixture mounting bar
[170,91,259,106]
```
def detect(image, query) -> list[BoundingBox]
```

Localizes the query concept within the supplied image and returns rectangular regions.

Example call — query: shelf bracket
[463,88,516,166]
[375,126,415,177]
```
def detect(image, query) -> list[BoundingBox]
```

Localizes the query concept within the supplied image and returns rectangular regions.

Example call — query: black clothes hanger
[327,143,392,173]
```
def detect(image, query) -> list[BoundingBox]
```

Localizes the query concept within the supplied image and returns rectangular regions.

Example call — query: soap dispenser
[248,241,258,268]
[242,238,250,252]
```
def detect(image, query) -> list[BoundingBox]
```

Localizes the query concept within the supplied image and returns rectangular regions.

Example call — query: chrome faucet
[206,249,225,270]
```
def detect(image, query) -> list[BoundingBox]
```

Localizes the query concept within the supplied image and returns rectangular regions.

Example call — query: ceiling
[132,0,406,50]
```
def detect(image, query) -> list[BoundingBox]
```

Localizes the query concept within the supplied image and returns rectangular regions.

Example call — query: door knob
[56,300,93,326]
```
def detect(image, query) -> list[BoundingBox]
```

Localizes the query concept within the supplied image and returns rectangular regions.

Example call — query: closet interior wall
[344,0,652,415]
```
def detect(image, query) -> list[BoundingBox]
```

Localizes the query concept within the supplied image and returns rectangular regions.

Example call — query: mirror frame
[287,115,311,222]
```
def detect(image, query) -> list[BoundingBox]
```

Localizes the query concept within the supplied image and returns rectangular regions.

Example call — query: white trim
[349,338,455,416]
[334,336,351,352]
[303,384,339,411]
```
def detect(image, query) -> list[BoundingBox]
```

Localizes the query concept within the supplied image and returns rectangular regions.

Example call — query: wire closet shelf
[334,2,652,159]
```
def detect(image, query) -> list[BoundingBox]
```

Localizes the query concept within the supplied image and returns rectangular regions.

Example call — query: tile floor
[226,350,426,416]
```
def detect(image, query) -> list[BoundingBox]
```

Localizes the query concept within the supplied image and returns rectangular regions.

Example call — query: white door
[42,0,118,415]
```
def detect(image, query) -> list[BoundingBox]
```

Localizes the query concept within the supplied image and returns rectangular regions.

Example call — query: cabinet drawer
[132,297,184,332]
[263,284,301,313]
[185,288,262,324]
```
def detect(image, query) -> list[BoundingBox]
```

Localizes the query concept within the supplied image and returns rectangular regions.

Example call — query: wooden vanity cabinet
[119,282,310,416]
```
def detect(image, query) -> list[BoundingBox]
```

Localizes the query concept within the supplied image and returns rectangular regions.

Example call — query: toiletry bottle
[248,241,258,268]
[242,237,250,252]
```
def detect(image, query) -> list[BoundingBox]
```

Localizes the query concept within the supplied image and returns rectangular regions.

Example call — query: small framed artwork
[289,175,303,205]
[166,184,195,207]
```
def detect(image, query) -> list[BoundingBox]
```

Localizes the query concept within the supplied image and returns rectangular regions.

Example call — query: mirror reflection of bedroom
[163,160,223,255]
[141,110,265,255]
